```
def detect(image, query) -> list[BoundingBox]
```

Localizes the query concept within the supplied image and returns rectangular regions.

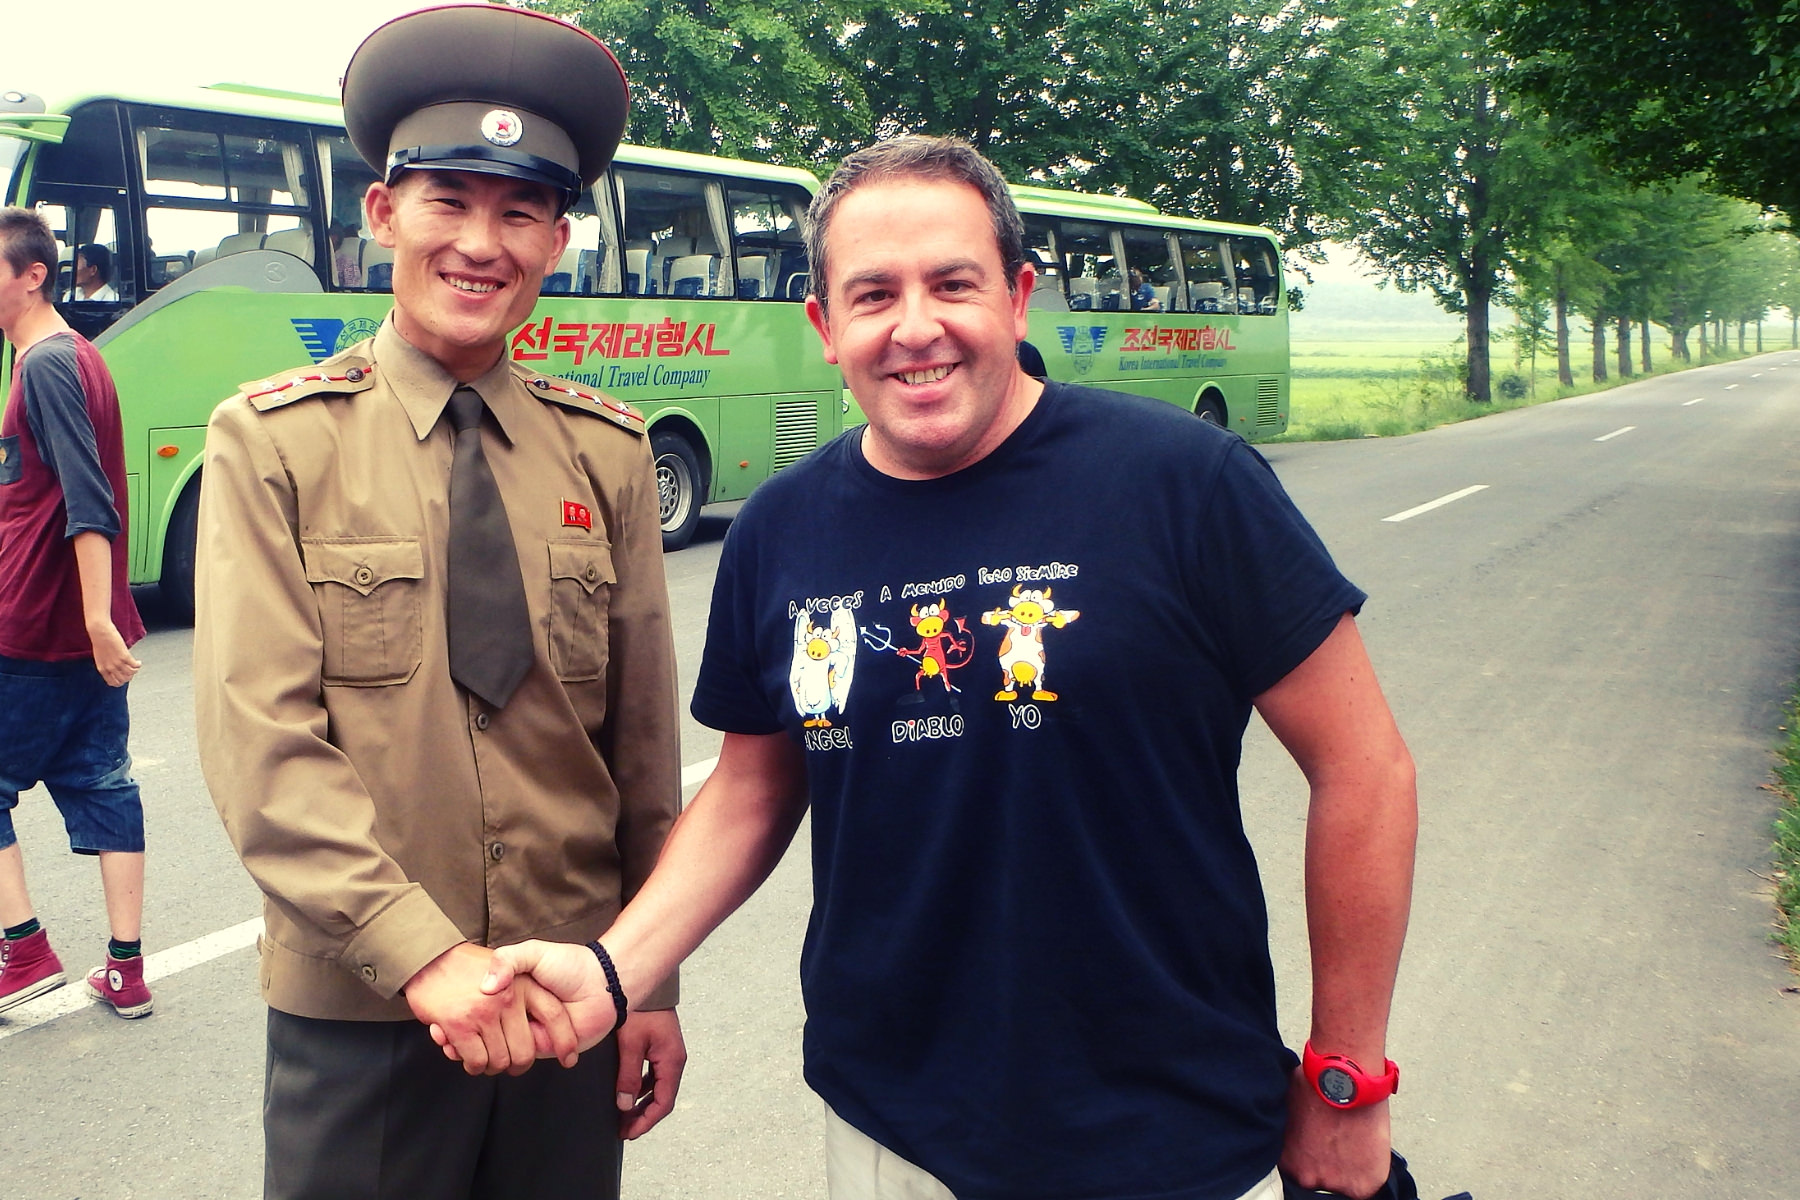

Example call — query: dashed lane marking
[1595,426,1636,442]
[1382,484,1489,523]
[1685,398,1706,406]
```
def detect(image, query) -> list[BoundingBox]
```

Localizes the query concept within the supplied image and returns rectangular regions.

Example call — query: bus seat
[577,249,601,293]
[1152,285,1173,311]
[668,254,716,297]
[264,228,314,263]
[1190,282,1223,312]
[193,246,217,269]
[1067,278,1098,310]
[625,243,654,295]
[785,272,810,300]
[1237,288,1256,313]
[736,255,769,299]
[215,230,266,259]
[361,240,394,291]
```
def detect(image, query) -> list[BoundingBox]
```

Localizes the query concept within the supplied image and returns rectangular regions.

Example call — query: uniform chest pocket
[547,538,615,682]
[0,436,21,487]
[301,537,425,686]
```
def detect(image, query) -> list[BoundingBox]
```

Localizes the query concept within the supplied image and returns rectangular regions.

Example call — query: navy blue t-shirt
[692,382,1365,1200]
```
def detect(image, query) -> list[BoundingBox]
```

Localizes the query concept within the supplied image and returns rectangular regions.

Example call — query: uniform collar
[376,314,522,445]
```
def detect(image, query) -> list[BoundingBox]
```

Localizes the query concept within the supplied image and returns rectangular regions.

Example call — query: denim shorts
[0,652,142,855]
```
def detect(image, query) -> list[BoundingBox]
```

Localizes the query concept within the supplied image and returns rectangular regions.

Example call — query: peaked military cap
[342,4,628,203]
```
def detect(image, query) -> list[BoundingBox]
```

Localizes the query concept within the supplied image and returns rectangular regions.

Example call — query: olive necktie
[446,386,532,710]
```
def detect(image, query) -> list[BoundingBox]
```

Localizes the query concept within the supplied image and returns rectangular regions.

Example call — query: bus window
[1120,226,1179,312]
[1060,221,1122,311]
[1178,233,1233,313]
[316,133,382,290]
[133,111,315,288]
[1228,236,1280,315]
[1022,219,1067,312]
[23,101,134,323]
[727,184,809,300]
[558,180,621,296]
[615,168,731,298]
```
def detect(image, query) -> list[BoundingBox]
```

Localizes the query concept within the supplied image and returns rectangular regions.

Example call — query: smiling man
[493,137,1419,1200]
[190,7,683,1199]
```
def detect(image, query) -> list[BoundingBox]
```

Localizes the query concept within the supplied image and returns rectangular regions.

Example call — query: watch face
[1318,1066,1358,1106]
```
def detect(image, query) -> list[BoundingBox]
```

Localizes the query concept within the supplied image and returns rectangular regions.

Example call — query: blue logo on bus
[291,317,382,363]
[1055,325,1109,376]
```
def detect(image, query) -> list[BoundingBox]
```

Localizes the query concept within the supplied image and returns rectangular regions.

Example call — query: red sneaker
[0,929,68,1014]
[88,952,154,1018]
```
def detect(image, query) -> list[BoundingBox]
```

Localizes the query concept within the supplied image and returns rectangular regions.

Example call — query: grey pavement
[2,354,1798,1199]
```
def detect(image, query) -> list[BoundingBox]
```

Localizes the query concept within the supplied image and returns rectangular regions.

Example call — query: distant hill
[1289,246,1465,343]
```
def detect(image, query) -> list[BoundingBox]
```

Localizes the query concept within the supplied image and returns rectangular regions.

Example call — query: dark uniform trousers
[265,1010,622,1200]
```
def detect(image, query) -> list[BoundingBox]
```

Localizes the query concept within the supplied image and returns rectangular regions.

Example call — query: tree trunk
[1700,320,1709,356]
[1791,313,1796,348]
[1466,258,1492,403]
[1756,320,1763,352]
[1672,325,1690,360]
[1616,316,1633,377]
[1738,319,1746,351]
[1555,284,1573,387]
[1639,319,1651,372]
[1591,317,1608,382]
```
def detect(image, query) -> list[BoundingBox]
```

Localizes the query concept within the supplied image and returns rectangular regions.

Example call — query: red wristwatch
[1302,1041,1399,1109]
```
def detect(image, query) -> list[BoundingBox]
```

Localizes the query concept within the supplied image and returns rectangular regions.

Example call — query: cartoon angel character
[981,585,1080,702]
[790,606,858,727]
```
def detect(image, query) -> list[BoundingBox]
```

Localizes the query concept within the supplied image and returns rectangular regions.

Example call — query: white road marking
[1725,383,1739,390]
[1382,484,1489,523]
[0,917,262,1040]
[682,756,719,788]
[1684,398,1706,406]
[1595,426,1636,442]
[0,755,735,1040]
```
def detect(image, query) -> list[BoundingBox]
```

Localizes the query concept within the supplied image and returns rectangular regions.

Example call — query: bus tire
[653,430,704,552]
[1196,394,1228,427]
[160,479,201,626]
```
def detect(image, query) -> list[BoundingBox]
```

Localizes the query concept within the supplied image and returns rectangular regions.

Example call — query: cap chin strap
[387,144,582,203]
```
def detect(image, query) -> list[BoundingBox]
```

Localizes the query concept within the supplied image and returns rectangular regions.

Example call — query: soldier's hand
[407,943,534,1076]
[482,939,619,1053]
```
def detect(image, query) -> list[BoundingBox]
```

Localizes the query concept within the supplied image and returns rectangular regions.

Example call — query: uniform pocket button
[585,565,599,582]
[360,964,377,983]
[353,565,374,587]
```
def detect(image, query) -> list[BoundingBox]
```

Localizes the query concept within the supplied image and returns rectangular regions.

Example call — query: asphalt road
[2,353,1797,1200]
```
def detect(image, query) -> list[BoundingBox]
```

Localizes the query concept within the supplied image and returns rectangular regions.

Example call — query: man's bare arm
[72,531,138,686]
[1255,614,1417,1198]
[484,729,809,1047]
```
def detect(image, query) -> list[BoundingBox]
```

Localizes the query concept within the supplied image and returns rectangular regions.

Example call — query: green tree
[525,0,873,162]
[1329,7,1547,402]
[1474,0,1800,213]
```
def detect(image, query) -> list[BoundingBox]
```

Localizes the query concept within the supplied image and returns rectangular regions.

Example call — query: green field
[1283,331,1783,441]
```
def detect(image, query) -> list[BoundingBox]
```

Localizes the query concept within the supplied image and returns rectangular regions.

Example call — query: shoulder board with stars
[240,359,377,412]
[517,369,645,435]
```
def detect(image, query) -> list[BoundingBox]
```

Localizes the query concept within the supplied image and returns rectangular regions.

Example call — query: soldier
[192,7,683,1198]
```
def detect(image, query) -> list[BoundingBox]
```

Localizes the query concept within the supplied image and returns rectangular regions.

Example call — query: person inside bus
[191,8,684,1200]
[71,244,117,302]
[484,135,1419,1200]
[327,222,362,288]
[1130,265,1162,311]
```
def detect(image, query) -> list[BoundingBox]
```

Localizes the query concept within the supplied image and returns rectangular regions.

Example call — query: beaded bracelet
[585,940,629,1033]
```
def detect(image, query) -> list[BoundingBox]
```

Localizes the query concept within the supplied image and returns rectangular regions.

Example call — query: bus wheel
[1196,395,1227,427]
[653,431,704,552]
[161,480,201,626]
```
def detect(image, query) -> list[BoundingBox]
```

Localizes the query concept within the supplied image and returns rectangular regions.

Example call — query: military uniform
[190,7,672,1198]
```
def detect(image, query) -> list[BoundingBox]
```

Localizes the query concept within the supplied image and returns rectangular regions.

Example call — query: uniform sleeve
[192,397,464,1001]
[593,431,683,1009]
[18,341,120,539]
[1193,440,1366,700]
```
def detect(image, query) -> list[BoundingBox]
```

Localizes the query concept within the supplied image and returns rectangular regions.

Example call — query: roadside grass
[1278,335,1791,442]
[1773,691,1800,971]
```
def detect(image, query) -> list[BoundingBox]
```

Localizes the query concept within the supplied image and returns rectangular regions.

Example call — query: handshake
[404,939,680,1138]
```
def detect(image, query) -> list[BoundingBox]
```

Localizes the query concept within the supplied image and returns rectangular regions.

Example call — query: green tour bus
[1009,184,1290,437]
[0,83,843,619]
[2,84,1289,620]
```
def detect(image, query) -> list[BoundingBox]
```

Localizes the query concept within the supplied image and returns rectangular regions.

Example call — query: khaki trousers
[823,1104,1283,1200]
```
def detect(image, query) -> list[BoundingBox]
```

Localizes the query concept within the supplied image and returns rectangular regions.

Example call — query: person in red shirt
[0,206,151,1019]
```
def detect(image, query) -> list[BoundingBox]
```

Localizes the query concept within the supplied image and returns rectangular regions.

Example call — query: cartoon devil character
[790,607,857,727]
[894,599,975,692]
[982,585,1080,701]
